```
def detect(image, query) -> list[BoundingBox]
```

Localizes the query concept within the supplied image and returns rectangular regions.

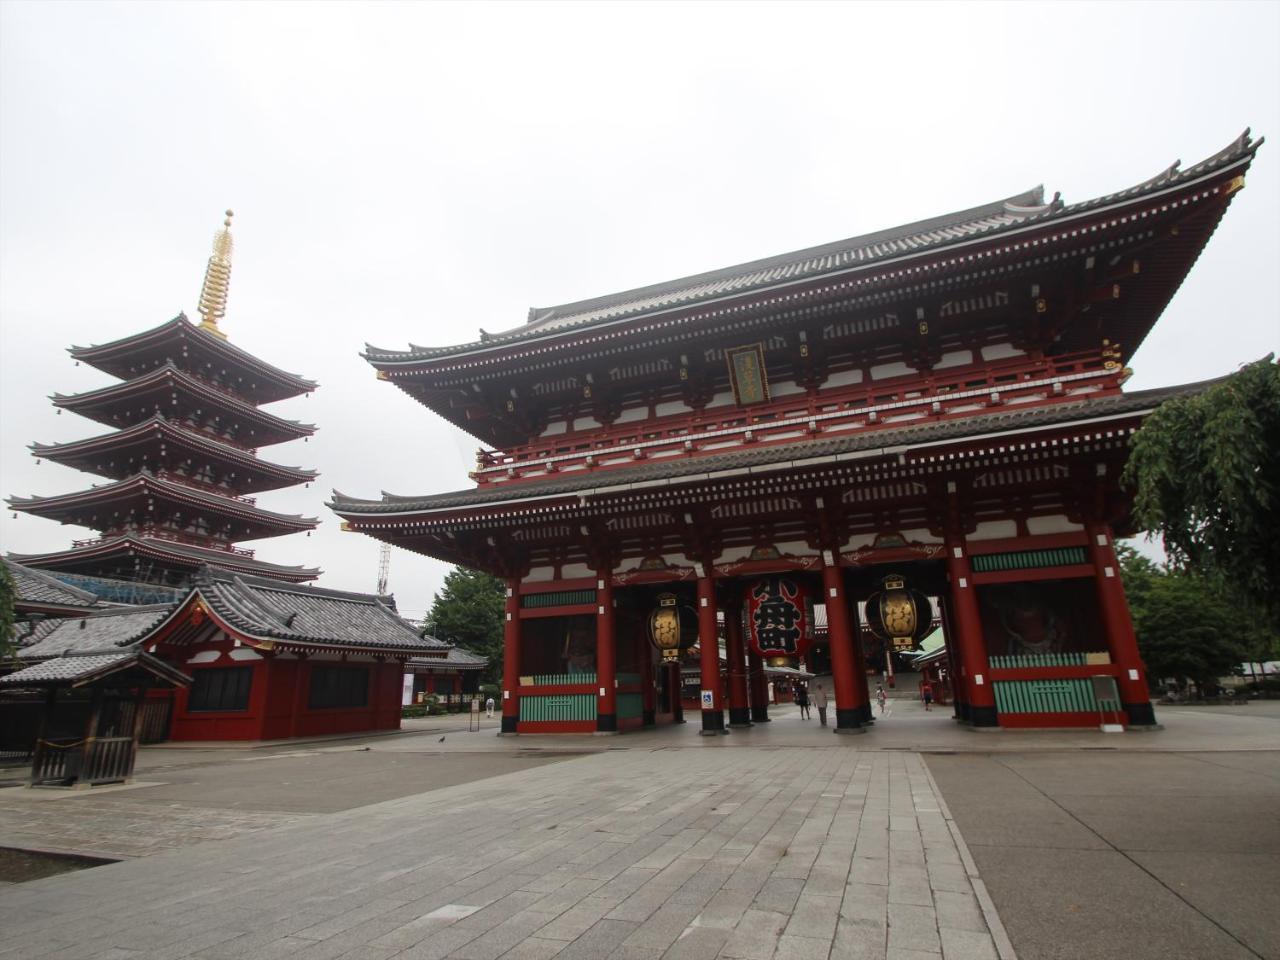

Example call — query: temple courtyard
[0,703,1276,960]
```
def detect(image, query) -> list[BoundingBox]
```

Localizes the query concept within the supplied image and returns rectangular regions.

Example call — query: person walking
[920,679,934,711]
[813,682,828,726]
[485,696,495,718]
[875,684,887,715]
[794,682,811,719]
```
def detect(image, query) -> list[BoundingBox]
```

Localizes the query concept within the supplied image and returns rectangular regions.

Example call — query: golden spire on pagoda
[196,209,234,339]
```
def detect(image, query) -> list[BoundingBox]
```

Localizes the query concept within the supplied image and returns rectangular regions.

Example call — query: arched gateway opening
[331,134,1262,736]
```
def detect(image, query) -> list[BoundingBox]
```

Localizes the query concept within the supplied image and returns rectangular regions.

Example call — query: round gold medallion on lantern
[865,573,932,652]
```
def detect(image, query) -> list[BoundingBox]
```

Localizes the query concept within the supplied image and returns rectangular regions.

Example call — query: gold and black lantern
[647,592,696,663]
[864,574,933,652]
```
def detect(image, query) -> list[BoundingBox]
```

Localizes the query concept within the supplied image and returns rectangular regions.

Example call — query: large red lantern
[745,575,815,666]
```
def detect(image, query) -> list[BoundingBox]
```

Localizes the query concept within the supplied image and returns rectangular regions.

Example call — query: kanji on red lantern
[745,575,814,660]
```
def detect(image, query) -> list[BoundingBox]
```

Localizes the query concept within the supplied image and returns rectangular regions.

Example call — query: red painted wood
[1087,521,1151,708]
[519,683,597,697]
[597,577,617,724]
[990,665,1119,681]
[946,534,997,716]
[971,564,1095,585]
[516,720,595,734]
[697,576,722,718]
[502,580,520,728]
[517,604,598,620]
[823,560,865,720]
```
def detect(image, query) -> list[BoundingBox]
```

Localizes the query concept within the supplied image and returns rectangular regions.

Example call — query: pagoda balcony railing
[73,530,256,559]
[152,470,258,506]
[473,349,1124,485]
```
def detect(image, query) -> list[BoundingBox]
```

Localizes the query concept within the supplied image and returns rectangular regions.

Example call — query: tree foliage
[1118,545,1261,696]
[1124,356,1280,617]
[425,566,505,683]
[0,561,15,662]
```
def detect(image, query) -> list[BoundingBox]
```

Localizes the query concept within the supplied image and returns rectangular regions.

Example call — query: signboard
[401,673,415,706]
[725,343,771,406]
[701,689,715,709]
[745,575,814,661]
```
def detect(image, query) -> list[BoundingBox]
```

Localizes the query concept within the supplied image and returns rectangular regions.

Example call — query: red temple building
[7,213,321,586]
[331,132,1261,735]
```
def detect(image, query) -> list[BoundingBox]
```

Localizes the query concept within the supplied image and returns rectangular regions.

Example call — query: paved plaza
[0,702,1277,960]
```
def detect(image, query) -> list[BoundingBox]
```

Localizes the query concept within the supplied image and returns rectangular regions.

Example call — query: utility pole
[376,542,391,596]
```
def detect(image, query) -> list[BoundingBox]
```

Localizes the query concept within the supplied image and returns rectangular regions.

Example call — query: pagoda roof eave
[69,314,318,401]
[30,416,320,487]
[8,471,319,533]
[51,362,317,441]
[329,375,1222,519]
[364,131,1261,370]
[8,536,321,582]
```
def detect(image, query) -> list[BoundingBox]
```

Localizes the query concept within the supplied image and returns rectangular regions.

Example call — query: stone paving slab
[0,747,1006,960]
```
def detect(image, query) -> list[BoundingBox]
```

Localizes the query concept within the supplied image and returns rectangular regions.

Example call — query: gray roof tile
[4,559,101,609]
[18,605,177,659]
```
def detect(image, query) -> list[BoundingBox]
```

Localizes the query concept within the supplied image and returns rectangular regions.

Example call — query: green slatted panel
[992,679,1102,713]
[616,673,641,687]
[617,693,643,720]
[520,694,597,722]
[971,547,1088,573]
[521,590,597,608]
[990,652,1090,669]
[532,672,597,685]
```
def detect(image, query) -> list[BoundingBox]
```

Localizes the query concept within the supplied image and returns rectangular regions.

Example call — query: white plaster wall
[968,519,1019,540]
[980,342,1026,361]
[1026,515,1084,535]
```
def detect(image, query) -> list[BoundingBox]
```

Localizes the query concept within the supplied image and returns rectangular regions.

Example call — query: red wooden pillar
[723,594,751,727]
[501,579,521,735]
[596,576,618,732]
[822,557,866,733]
[288,654,310,738]
[748,648,770,722]
[945,536,997,726]
[1086,521,1156,726]
[697,574,726,735]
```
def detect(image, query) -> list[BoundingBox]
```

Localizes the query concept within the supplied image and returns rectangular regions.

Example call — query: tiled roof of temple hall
[364,131,1261,363]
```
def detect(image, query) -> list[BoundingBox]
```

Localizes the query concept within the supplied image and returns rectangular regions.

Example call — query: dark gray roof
[331,378,1215,516]
[8,535,321,582]
[192,570,449,653]
[407,646,489,670]
[1,649,189,687]
[4,559,101,609]
[364,131,1261,363]
[18,605,177,659]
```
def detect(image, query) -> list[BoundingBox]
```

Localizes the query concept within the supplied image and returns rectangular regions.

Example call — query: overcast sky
[1,1,1277,624]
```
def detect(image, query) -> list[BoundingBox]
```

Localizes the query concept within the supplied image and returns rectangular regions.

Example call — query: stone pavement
[0,746,1009,960]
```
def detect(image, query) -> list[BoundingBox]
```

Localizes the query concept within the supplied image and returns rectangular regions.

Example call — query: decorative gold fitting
[1112,284,1121,299]
[798,344,809,358]
[582,385,592,399]
[375,370,390,381]
[1104,360,1120,370]
[918,321,929,335]
[505,400,515,412]
[1119,366,1134,383]
[1035,298,1047,313]
[679,367,689,380]
[1222,175,1246,196]
[340,521,353,532]
[1132,260,1141,275]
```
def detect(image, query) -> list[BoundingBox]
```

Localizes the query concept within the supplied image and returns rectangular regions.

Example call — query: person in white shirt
[813,682,829,726]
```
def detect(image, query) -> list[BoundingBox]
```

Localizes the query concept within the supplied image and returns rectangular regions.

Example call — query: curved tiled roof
[18,604,177,659]
[4,558,101,610]
[8,535,322,582]
[190,570,448,654]
[330,377,1217,517]
[1,649,190,687]
[364,131,1261,364]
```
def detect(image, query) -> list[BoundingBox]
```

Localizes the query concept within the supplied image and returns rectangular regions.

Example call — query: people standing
[485,695,495,718]
[813,682,828,726]
[794,682,811,719]
[875,684,887,715]
[920,679,934,711]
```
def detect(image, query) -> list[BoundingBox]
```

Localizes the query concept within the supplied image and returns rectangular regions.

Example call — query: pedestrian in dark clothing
[794,683,811,719]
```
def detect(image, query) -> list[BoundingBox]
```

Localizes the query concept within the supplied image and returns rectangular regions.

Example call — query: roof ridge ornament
[197,210,234,340]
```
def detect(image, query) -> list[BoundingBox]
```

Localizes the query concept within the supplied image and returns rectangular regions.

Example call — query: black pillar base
[596,713,617,733]
[500,715,519,734]
[1124,701,1158,727]
[859,704,874,724]
[728,707,752,727]
[642,709,656,727]
[834,707,865,735]
[956,701,971,723]
[969,705,999,727]
[700,710,728,735]
[750,705,771,722]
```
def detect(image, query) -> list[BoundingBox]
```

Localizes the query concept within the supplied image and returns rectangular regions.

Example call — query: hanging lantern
[864,573,933,652]
[746,575,815,667]
[647,592,696,663]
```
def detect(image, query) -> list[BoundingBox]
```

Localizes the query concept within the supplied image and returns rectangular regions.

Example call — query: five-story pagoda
[7,212,321,585]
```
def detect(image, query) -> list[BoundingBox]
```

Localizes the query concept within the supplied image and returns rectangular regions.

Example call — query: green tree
[1124,356,1280,618]
[0,561,15,663]
[1119,548,1249,697]
[425,567,505,683]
